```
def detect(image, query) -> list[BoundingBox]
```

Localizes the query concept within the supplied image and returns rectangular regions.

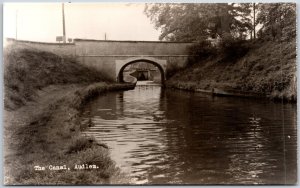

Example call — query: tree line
[144,3,296,42]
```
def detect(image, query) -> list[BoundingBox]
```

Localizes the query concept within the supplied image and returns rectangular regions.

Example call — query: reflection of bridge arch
[116,57,167,84]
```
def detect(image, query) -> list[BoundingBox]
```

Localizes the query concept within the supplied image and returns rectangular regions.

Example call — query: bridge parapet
[74,39,193,56]
[5,38,193,82]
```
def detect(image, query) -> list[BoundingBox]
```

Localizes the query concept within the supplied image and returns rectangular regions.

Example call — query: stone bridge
[74,39,193,83]
[6,38,193,83]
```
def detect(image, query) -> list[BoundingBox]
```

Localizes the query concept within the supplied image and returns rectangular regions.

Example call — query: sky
[3,3,161,42]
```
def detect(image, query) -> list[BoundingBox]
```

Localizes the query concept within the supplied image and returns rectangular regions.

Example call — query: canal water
[81,82,297,184]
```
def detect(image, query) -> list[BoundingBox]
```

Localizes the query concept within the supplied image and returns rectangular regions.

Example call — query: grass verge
[3,45,135,185]
[166,40,296,102]
[4,83,135,185]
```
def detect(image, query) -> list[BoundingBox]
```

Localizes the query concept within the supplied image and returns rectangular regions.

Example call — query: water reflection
[82,83,297,184]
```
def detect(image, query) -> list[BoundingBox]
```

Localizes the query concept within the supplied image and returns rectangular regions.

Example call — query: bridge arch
[115,57,167,84]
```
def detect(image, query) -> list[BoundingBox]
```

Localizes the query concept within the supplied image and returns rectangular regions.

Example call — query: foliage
[166,62,184,78]
[5,82,132,185]
[144,3,296,42]
[67,137,95,154]
[233,3,254,39]
[187,40,216,65]
[166,41,296,102]
[256,3,296,41]
[144,3,254,42]
[220,36,250,60]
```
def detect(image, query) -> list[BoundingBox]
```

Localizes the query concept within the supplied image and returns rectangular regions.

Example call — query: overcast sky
[3,3,161,42]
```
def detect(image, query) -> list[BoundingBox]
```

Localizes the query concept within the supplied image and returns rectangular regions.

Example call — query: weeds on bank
[15,146,121,185]
[66,136,96,154]
[3,47,112,110]
[5,83,132,185]
[168,40,296,102]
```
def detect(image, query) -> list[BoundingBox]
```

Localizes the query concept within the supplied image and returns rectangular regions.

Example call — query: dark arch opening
[118,59,165,85]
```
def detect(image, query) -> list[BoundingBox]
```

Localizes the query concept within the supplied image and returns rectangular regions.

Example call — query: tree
[145,3,296,42]
[256,3,296,41]
[144,3,253,42]
[229,3,252,40]
[144,3,216,41]
[253,3,256,39]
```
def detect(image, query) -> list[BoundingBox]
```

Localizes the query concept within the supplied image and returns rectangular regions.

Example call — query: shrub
[219,37,250,61]
[166,64,184,78]
[66,136,95,154]
[187,40,216,65]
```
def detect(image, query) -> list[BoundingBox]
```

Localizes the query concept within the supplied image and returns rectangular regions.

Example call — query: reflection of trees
[86,92,118,119]
[160,91,233,183]
[84,86,297,184]
[158,91,297,184]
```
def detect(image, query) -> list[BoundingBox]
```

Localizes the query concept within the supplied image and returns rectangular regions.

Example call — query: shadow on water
[81,81,297,185]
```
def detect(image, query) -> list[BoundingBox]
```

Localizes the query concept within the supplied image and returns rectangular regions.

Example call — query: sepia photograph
[3,2,297,185]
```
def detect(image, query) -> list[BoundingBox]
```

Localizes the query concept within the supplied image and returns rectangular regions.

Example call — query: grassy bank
[4,44,112,110]
[4,46,134,185]
[166,40,296,102]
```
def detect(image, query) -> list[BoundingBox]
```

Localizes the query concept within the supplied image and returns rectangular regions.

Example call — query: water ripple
[82,84,297,184]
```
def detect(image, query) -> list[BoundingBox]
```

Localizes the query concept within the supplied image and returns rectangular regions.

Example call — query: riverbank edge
[4,82,135,185]
[165,81,276,100]
[166,40,296,103]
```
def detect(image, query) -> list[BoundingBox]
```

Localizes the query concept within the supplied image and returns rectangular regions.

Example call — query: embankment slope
[166,41,296,101]
[4,45,110,110]
[4,45,133,184]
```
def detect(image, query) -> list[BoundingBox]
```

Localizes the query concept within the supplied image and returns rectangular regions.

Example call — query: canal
[81,82,297,184]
